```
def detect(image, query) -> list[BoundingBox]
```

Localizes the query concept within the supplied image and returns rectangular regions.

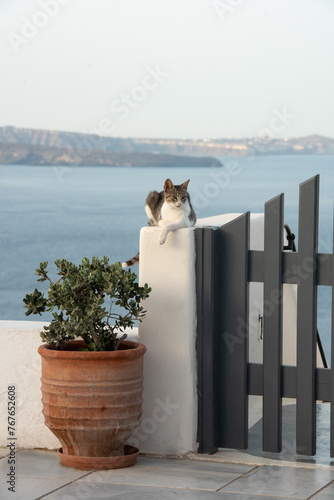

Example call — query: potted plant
[23,256,151,470]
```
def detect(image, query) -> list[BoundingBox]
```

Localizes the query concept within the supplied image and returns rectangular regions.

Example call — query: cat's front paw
[159,230,168,245]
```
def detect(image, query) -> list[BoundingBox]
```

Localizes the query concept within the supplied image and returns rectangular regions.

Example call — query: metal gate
[195,175,334,457]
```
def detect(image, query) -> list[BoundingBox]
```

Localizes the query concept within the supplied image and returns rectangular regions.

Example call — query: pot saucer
[58,444,139,470]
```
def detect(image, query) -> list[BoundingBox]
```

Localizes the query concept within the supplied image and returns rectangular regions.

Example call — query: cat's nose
[176,202,181,208]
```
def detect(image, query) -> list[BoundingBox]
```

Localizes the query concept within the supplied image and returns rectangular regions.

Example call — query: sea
[1,155,334,359]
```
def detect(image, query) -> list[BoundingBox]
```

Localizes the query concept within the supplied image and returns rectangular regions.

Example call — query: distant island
[0,126,223,168]
[0,126,333,167]
[0,141,221,168]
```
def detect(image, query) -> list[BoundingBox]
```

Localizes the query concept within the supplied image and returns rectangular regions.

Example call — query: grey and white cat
[122,178,196,267]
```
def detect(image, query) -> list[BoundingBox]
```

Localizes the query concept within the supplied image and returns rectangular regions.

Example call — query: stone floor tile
[0,476,77,500]
[81,461,246,491]
[44,481,297,499]
[0,450,91,481]
[311,480,334,499]
[223,465,334,498]
[138,456,254,474]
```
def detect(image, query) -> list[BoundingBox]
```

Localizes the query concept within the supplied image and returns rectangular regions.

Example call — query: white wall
[136,225,197,455]
[0,321,59,450]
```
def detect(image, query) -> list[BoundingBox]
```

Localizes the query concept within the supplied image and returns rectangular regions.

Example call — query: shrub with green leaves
[23,257,151,351]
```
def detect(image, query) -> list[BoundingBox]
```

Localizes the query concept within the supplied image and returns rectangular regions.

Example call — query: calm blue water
[1,156,333,357]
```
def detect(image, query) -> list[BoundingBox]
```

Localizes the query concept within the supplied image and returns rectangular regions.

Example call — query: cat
[122,178,196,267]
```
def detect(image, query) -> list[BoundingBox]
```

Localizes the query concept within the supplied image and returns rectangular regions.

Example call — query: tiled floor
[1,448,334,500]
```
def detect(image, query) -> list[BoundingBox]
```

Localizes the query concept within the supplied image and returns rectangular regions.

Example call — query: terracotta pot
[38,340,146,469]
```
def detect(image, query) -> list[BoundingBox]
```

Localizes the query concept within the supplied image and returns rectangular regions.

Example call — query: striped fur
[122,179,196,267]
[122,252,140,268]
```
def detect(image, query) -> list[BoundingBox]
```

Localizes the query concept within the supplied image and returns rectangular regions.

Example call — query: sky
[1,0,334,139]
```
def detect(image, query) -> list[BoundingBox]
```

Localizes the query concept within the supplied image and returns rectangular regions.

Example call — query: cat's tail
[122,252,140,268]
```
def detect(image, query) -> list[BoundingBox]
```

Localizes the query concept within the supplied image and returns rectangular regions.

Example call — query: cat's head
[164,178,190,208]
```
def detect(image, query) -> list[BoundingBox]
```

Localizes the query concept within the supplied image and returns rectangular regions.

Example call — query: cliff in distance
[0,126,222,167]
[0,126,333,167]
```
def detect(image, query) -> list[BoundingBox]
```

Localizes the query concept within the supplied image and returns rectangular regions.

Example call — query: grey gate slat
[296,175,319,456]
[263,194,284,452]
[217,212,250,449]
[195,227,218,454]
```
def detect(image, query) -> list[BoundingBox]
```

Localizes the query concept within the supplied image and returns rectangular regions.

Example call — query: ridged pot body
[38,340,146,457]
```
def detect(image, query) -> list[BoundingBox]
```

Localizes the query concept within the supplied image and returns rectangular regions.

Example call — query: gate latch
[259,314,263,340]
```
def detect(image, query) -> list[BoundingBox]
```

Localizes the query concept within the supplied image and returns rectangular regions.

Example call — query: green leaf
[23,256,151,351]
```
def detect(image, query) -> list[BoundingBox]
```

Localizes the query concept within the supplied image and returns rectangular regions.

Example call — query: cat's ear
[164,178,174,191]
[180,179,190,190]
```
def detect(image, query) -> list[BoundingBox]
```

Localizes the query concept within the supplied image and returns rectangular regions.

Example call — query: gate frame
[196,175,334,457]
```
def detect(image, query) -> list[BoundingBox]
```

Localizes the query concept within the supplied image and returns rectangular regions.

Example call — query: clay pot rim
[38,340,146,360]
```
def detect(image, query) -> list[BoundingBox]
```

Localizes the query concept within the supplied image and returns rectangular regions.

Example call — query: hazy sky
[1,0,334,139]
